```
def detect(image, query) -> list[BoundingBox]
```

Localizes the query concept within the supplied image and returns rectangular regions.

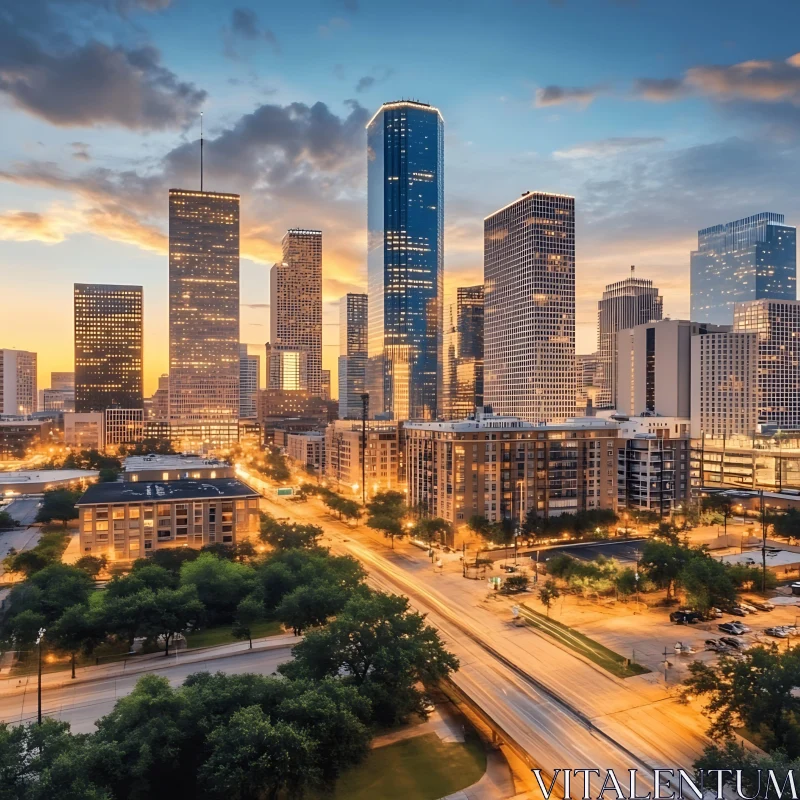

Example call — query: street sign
[276,487,294,497]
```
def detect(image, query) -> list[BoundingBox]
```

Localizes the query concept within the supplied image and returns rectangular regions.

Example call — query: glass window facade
[367,101,444,421]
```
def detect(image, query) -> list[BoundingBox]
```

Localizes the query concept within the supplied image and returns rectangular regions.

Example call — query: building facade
[597,270,662,408]
[0,418,52,460]
[484,192,575,424]
[367,100,444,421]
[443,285,484,420]
[733,299,800,430]
[74,284,143,413]
[575,353,602,414]
[239,344,260,419]
[42,389,75,413]
[0,349,37,416]
[51,372,74,391]
[690,331,758,439]
[104,408,145,449]
[123,454,232,483]
[64,411,105,450]
[76,478,260,562]
[267,344,308,391]
[270,229,323,396]
[691,212,796,326]
[338,293,368,419]
[168,189,240,450]
[286,431,325,472]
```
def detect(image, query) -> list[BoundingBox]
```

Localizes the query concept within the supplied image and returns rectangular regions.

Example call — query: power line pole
[761,488,767,593]
[360,393,369,506]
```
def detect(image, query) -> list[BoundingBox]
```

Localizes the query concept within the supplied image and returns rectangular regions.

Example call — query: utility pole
[360,393,369,506]
[662,645,669,682]
[36,627,46,725]
[761,488,767,593]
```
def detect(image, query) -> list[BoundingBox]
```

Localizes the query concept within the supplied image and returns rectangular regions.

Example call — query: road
[0,498,43,577]
[250,473,718,794]
[0,645,293,734]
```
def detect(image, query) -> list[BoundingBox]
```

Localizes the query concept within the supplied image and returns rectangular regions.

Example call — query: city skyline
[6,1,800,393]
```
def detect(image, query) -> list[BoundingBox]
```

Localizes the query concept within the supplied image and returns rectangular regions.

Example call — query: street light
[36,627,46,725]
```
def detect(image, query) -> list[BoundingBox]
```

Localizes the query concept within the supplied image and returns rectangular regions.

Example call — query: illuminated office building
[442,285,484,419]
[691,212,796,326]
[239,345,260,419]
[270,229,323,396]
[0,349,37,416]
[74,284,143,413]
[338,293,368,419]
[484,191,575,423]
[367,100,444,420]
[267,343,308,391]
[168,189,240,449]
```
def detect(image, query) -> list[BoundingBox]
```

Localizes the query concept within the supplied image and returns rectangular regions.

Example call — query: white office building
[0,349,37,416]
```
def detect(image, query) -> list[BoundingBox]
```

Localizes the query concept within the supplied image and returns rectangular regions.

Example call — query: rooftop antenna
[631,264,635,276]
[200,111,204,192]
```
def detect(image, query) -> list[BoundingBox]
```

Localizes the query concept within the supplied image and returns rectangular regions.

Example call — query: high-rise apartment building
[597,269,662,408]
[74,284,143,413]
[690,331,758,439]
[238,345,260,420]
[270,229,323,396]
[484,191,575,423]
[443,285,484,420]
[338,293,368,420]
[168,189,240,449]
[367,100,444,421]
[691,212,796,326]
[0,349,37,415]
[733,299,800,429]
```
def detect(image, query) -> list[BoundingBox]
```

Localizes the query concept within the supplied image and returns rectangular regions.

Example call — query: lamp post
[36,627,46,725]
[360,393,369,506]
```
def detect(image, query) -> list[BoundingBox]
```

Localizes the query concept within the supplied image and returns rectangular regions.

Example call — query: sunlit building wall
[239,344,260,419]
[484,192,575,423]
[0,349,37,416]
[367,100,444,421]
[442,285,484,420]
[691,212,796,326]
[267,344,308,392]
[338,293,368,419]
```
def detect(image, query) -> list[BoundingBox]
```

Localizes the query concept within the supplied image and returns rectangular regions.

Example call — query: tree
[232,595,265,649]
[614,567,639,598]
[73,555,107,578]
[280,590,459,726]
[35,488,81,527]
[538,579,560,617]
[639,539,692,600]
[136,547,200,575]
[140,585,203,656]
[772,508,800,543]
[275,582,350,636]
[5,609,47,647]
[179,553,255,623]
[98,590,157,650]
[6,563,93,624]
[365,491,408,548]
[259,513,323,551]
[367,514,405,549]
[3,549,49,577]
[199,706,319,800]
[0,511,18,530]
[413,517,452,548]
[98,468,119,483]
[680,555,737,614]
[702,493,735,535]
[50,604,103,679]
[501,574,528,594]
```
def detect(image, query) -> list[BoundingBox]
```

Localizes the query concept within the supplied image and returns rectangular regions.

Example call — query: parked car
[738,602,758,613]
[750,601,775,612]
[730,607,749,617]
[704,639,721,651]
[719,622,744,635]
[766,627,789,638]
[720,636,748,650]
[710,607,724,618]
[670,610,703,624]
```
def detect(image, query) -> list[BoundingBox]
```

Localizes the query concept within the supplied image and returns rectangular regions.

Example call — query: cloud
[355,76,375,92]
[354,66,392,94]
[553,137,664,160]
[0,2,205,130]
[535,84,607,108]
[632,77,686,102]
[71,142,91,161]
[224,7,279,58]
[318,17,349,37]
[0,210,65,243]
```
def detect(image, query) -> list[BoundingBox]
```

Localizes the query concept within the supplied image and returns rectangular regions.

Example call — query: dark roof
[77,478,258,506]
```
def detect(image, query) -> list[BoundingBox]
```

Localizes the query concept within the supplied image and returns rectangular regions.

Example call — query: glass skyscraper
[691,212,796,325]
[367,100,444,421]
[442,285,484,420]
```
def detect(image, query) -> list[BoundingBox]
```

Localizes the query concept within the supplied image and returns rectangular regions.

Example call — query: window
[95,521,108,532]
[162,472,169,480]
[112,506,125,520]
[129,507,140,519]
[95,507,108,521]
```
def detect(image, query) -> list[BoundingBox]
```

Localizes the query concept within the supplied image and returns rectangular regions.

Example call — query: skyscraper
[0,349,37,415]
[484,192,575,423]
[168,189,240,449]
[367,100,444,420]
[74,284,143,413]
[239,344,260,419]
[266,344,308,391]
[691,212,796,325]
[597,268,663,408]
[270,229,323,396]
[442,285,484,419]
[338,293,368,419]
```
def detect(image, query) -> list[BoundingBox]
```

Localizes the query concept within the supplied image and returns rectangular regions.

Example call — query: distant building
[270,229,322,396]
[597,269,662,408]
[691,212,796,326]
[286,431,325,472]
[575,353,602,414]
[0,417,52,460]
[76,478,261,561]
[443,285,484,420]
[0,468,97,495]
[484,192,575,423]
[42,389,75,413]
[0,349,37,416]
[239,345,260,419]
[104,408,144,449]
[734,299,800,430]
[367,101,444,421]
[51,372,75,391]
[690,331,758,439]
[320,370,331,401]
[122,454,232,483]
[74,284,143,413]
[267,344,308,391]
[339,293,368,419]
[64,412,105,450]
[149,375,169,420]
[168,189,240,451]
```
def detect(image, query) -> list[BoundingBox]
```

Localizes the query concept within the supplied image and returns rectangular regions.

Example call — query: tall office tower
[691,212,796,325]
[484,192,575,423]
[338,293,368,419]
[168,190,240,449]
[575,353,602,414]
[266,343,308,391]
[367,100,444,421]
[320,370,331,401]
[51,372,74,390]
[74,284,143,413]
[597,268,662,408]
[149,374,169,420]
[270,229,323,396]
[238,344,260,419]
[616,319,729,418]
[0,349,37,415]
[442,285,484,419]
[690,331,758,439]
[734,299,800,429]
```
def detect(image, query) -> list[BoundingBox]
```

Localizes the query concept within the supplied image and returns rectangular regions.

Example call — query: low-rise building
[64,411,105,450]
[0,417,53,460]
[286,431,325,471]
[76,478,260,561]
[0,469,97,496]
[105,408,145,449]
[122,454,233,483]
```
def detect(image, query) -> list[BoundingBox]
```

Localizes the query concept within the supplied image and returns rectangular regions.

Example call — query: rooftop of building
[122,454,229,472]
[484,190,575,220]
[367,100,443,128]
[0,469,98,486]
[77,478,258,506]
[405,411,618,434]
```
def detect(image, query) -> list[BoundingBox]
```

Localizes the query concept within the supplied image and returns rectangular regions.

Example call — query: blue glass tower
[690,212,796,325]
[367,100,444,420]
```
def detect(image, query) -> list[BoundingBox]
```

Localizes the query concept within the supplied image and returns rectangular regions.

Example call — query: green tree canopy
[179,553,255,622]
[35,488,81,527]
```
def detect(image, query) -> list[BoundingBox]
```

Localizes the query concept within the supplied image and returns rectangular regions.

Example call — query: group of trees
[545,552,644,600]
[253,446,291,482]
[365,490,409,548]
[0,510,19,530]
[3,527,70,577]
[295,484,361,524]
[33,488,81,527]
[521,508,619,540]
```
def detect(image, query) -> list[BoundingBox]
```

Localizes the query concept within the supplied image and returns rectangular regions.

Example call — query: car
[719,622,744,635]
[670,610,703,624]
[766,627,789,638]
[750,601,775,612]
[739,602,758,613]
[710,607,724,618]
[720,636,748,650]
[730,607,749,617]
[704,639,721,651]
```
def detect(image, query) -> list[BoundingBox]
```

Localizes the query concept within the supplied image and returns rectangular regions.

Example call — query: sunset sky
[3,0,800,395]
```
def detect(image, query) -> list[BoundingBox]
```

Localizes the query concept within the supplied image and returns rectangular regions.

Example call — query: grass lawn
[185,620,283,649]
[520,604,650,679]
[330,732,486,800]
